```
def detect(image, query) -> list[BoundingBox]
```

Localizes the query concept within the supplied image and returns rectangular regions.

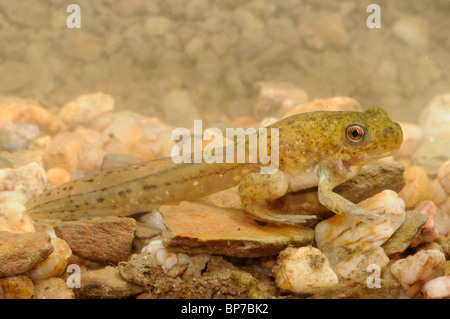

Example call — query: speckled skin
[26,107,403,224]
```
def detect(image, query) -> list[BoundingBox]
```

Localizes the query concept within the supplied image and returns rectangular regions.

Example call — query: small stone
[315,190,406,251]
[32,278,75,299]
[390,249,446,298]
[0,231,53,277]
[101,114,174,161]
[0,275,34,299]
[160,201,314,257]
[27,238,72,281]
[273,246,338,294]
[141,239,210,280]
[421,276,450,299]
[280,96,362,119]
[46,167,71,186]
[381,210,428,256]
[399,166,429,208]
[0,163,47,201]
[0,122,40,152]
[333,247,389,281]
[0,193,35,233]
[0,99,63,135]
[77,266,146,299]
[58,93,114,130]
[54,217,136,264]
[410,201,438,248]
[44,131,87,172]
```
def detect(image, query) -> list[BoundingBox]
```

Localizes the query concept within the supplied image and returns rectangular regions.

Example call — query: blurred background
[0,0,449,125]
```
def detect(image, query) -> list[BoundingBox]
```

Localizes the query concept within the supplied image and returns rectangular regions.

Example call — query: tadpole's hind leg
[238,170,316,225]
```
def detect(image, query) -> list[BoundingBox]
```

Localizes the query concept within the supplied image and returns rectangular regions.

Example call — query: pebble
[0,275,34,299]
[54,217,136,264]
[43,131,87,172]
[0,162,47,201]
[58,92,115,129]
[333,247,390,281]
[101,113,174,161]
[280,96,362,119]
[0,99,63,135]
[0,231,53,277]
[395,122,425,159]
[77,266,146,299]
[159,201,314,257]
[32,278,75,299]
[27,238,72,281]
[315,190,406,251]
[141,239,210,280]
[0,122,40,152]
[252,81,308,118]
[399,166,429,208]
[410,201,438,248]
[419,93,450,141]
[421,276,450,299]
[390,249,446,298]
[0,194,35,233]
[381,210,428,256]
[273,246,338,294]
[46,167,71,186]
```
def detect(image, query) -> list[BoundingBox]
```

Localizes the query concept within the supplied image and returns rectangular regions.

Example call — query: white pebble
[141,239,210,280]
[27,238,72,281]
[140,210,166,231]
[315,190,406,251]
[391,249,446,298]
[334,247,389,281]
[273,246,338,294]
[421,276,450,299]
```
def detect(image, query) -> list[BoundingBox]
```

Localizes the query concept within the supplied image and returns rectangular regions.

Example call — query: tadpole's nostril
[385,126,394,133]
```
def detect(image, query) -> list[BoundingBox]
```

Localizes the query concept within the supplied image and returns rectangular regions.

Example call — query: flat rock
[381,210,428,256]
[76,266,146,299]
[54,217,136,264]
[160,201,314,257]
[0,231,53,277]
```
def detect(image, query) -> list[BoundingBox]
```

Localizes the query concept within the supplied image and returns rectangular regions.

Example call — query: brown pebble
[0,231,53,277]
[54,217,136,264]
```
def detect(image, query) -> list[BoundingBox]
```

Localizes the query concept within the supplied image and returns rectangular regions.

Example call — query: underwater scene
[0,0,449,302]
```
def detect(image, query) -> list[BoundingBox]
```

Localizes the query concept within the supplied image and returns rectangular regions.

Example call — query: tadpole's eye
[346,125,365,143]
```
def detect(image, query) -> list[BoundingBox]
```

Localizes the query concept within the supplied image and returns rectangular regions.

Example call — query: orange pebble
[399,166,429,208]
[47,167,71,186]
